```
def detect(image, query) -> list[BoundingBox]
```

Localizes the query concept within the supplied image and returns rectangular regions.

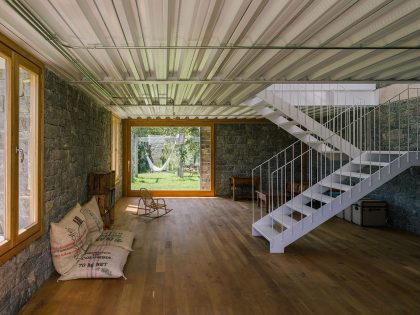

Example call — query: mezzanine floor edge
[20,197,420,315]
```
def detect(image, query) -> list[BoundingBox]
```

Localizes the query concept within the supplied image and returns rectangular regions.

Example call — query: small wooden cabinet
[229,176,260,201]
[88,171,116,228]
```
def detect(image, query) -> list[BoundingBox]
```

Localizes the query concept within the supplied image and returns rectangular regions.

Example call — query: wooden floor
[20,197,420,315]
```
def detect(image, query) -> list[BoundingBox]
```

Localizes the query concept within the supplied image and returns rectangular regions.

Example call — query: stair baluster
[252,87,420,253]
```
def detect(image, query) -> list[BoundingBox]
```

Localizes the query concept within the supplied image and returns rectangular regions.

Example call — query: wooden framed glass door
[124,119,214,197]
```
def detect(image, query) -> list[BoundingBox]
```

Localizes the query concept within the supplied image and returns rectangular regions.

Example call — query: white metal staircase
[251,87,420,253]
[251,89,361,158]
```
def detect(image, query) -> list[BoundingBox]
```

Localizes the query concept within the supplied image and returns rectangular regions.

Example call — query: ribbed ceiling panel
[0,0,419,118]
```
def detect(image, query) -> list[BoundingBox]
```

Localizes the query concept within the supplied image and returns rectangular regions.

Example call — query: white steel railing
[260,87,420,237]
[252,88,419,227]
[251,102,365,223]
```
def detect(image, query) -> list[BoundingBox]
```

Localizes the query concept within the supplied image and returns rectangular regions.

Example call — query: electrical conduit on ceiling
[5,0,113,101]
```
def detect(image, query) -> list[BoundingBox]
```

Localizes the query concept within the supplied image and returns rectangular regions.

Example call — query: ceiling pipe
[5,0,114,100]
[6,0,420,113]
[71,79,420,85]
[64,44,420,50]
[124,115,260,118]
[110,104,250,108]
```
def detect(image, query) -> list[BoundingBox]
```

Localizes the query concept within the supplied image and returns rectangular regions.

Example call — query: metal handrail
[252,87,420,225]
[270,88,419,174]
[251,98,360,222]
[267,88,420,237]
[252,99,361,171]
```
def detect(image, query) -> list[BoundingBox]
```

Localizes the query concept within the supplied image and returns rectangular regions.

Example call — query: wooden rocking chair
[137,188,172,218]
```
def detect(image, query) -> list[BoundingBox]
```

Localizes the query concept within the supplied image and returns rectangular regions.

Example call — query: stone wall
[368,167,420,234]
[372,99,418,152]
[366,98,420,234]
[0,69,112,315]
[215,123,296,196]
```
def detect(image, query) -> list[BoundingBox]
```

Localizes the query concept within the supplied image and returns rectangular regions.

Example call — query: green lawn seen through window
[131,171,200,190]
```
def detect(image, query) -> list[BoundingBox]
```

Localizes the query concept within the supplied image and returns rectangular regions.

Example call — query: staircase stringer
[257,91,361,158]
[272,152,420,251]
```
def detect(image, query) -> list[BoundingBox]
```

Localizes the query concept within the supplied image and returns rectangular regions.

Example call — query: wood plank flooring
[20,197,420,315]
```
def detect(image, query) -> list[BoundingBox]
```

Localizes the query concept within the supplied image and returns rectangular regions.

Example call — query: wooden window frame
[111,115,121,182]
[0,43,13,258]
[0,33,44,266]
[123,119,215,197]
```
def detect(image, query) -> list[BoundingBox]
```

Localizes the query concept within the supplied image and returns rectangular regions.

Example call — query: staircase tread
[336,171,370,178]
[251,102,267,110]
[270,212,298,228]
[253,222,280,241]
[352,160,389,166]
[319,148,338,152]
[369,151,408,154]
[258,107,275,115]
[319,180,352,191]
[264,111,283,119]
[286,203,316,216]
[307,140,325,144]
[302,191,335,203]
[271,207,292,215]
[277,120,296,126]
[292,130,312,135]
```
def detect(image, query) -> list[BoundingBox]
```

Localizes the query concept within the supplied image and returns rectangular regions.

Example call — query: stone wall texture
[366,98,420,234]
[0,69,112,315]
[215,123,296,196]
[368,167,420,234]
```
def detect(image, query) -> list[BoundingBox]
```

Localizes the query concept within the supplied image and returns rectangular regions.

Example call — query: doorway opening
[125,121,214,197]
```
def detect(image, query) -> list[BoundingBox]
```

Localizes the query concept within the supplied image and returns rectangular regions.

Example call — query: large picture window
[0,36,43,263]
[125,120,214,197]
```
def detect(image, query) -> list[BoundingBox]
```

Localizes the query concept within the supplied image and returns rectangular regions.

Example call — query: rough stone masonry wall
[215,123,296,196]
[368,167,420,234]
[0,69,112,315]
[366,99,420,234]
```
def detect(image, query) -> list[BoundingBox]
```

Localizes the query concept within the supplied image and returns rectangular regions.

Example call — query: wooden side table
[229,176,259,201]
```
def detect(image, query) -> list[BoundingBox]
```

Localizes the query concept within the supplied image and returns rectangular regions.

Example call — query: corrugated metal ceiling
[1,0,420,118]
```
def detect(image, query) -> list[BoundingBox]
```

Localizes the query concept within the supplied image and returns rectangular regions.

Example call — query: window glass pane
[0,56,7,243]
[18,66,37,232]
[130,126,211,191]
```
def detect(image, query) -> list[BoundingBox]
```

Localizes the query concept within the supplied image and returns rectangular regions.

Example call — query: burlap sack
[81,197,104,243]
[58,245,129,281]
[50,204,89,275]
[93,230,134,251]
